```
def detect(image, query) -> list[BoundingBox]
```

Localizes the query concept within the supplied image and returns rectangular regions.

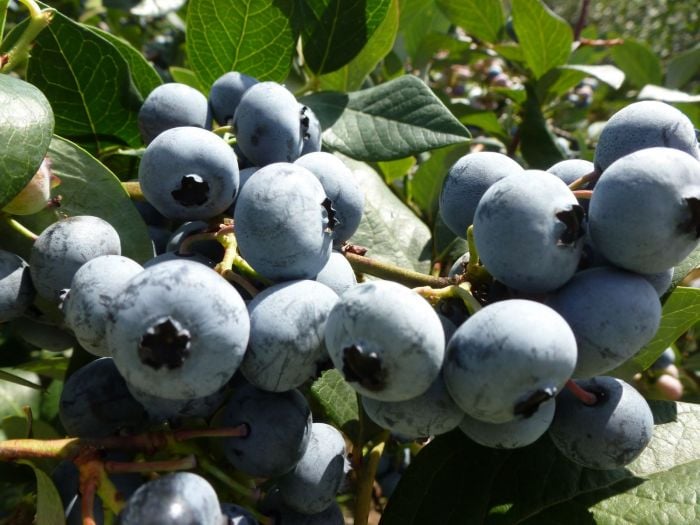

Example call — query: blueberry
[208,71,258,126]
[11,316,77,352]
[459,398,555,449]
[233,82,306,166]
[273,502,345,525]
[588,147,700,274]
[294,152,364,246]
[641,267,675,297]
[594,101,699,173]
[233,162,333,281]
[277,422,347,514]
[324,280,445,402]
[650,347,676,371]
[106,259,250,400]
[139,126,240,221]
[473,170,585,293]
[59,357,149,438]
[546,158,594,186]
[439,152,523,238]
[221,503,259,525]
[30,216,122,302]
[241,280,338,392]
[138,83,210,145]
[118,472,222,525]
[548,377,654,470]
[220,384,312,478]
[546,266,661,378]
[166,221,224,262]
[62,255,143,357]
[361,374,464,439]
[0,249,34,323]
[443,299,577,423]
[126,381,229,423]
[314,251,357,296]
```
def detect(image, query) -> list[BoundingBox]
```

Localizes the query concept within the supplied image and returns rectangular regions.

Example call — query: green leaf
[18,461,66,525]
[301,0,392,75]
[342,156,432,273]
[318,0,399,92]
[27,8,142,152]
[519,85,566,169]
[409,143,471,224]
[436,0,504,44]
[0,370,42,390]
[381,401,700,525]
[511,0,573,79]
[302,75,470,161]
[398,0,450,58]
[666,44,700,90]
[0,0,8,42]
[493,43,525,63]
[309,369,359,438]
[2,416,60,440]
[19,357,69,382]
[86,26,163,98]
[377,156,416,184]
[632,287,700,371]
[186,0,301,89]
[610,39,663,89]
[561,64,625,91]
[638,85,700,104]
[0,369,41,440]
[0,74,54,209]
[169,66,206,93]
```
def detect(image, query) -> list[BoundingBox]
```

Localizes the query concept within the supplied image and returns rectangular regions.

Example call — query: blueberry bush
[1,0,700,524]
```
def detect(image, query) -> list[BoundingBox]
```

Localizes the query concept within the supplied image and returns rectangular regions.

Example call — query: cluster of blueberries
[1,66,699,522]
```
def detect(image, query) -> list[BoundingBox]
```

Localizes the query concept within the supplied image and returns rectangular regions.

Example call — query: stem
[121,181,145,201]
[344,251,456,288]
[578,37,624,47]
[212,125,233,136]
[0,3,53,73]
[173,425,248,441]
[104,455,197,474]
[413,283,482,314]
[2,214,39,240]
[573,0,591,41]
[466,225,479,275]
[572,189,593,200]
[353,431,390,525]
[568,170,599,191]
[566,380,598,406]
[215,225,271,285]
[198,456,261,504]
[78,457,101,525]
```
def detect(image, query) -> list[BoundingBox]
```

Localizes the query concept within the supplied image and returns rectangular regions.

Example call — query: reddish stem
[568,170,599,191]
[173,424,248,441]
[566,380,598,405]
[573,0,591,41]
[105,454,197,474]
[572,190,593,200]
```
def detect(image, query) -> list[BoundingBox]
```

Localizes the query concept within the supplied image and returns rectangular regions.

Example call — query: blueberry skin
[641,267,674,298]
[546,266,661,378]
[220,384,312,478]
[233,82,305,166]
[59,357,149,438]
[138,83,210,145]
[439,152,523,238]
[12,316,77,352]
[548,377,654,470]
[143,250,216,268]
[139,126,240,221]
[588,147,700,274]
[30,216,122,302]
[209,71,258,125]
[300,106,322,156]
[314,251,357,296]
[62,255,143,357]
[277,422,347,515]
[651,347,676,370]
[126,380,228,423]
[361,374,464,439]
[0,249,34,323]
[546,158,595,185]
[118,472,222,525]
[106,259,250,400]
[459,398,555,449]
[324,280,445,402]
[166,221,225,262]
[242,280,339,392]
[473,170,585,293]
[443,299,577,424]
[221,503,259,525]
[234,163,333,281]
[295,152,364,246]
[594,100,699,173]
[274,502,345,525]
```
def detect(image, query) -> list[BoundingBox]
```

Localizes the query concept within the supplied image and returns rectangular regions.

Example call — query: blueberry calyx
[556,204,585,246]
[322,197,338,233]
[681,197,700,238]
[513,386,557,418]
[138,316,192,370]
[342,344,387,392]
[171,174,210,206]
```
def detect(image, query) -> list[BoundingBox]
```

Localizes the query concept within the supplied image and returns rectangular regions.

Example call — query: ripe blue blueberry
[138,83,210,145]
[0,249,34,323]
[208,71,258,125]
[314,251,357,296]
